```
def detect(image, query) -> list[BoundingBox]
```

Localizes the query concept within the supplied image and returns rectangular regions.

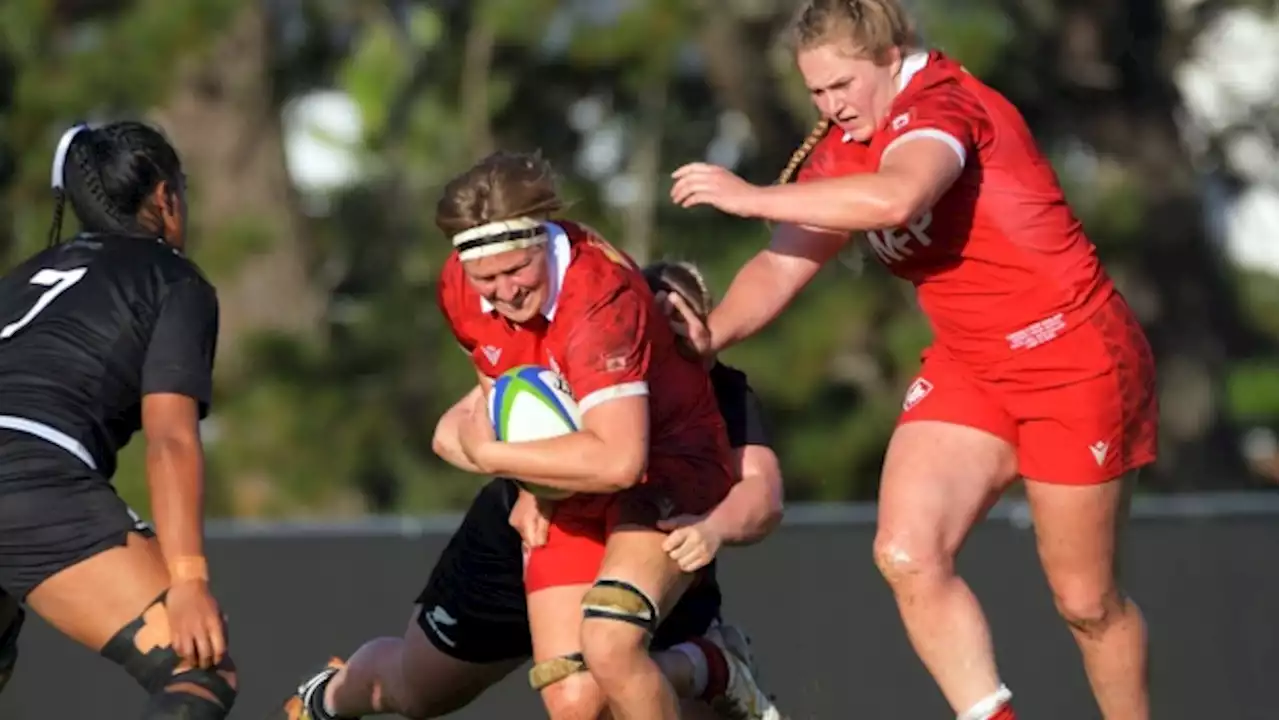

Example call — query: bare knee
[872,532,954,592]
[1053,582,1128,638]
[580,618,649,689]
[541,674,606,720]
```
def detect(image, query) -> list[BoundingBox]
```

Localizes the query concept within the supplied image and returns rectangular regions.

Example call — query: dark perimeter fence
[1,492,1275,719]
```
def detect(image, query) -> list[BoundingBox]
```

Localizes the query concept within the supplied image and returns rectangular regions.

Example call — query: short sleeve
[879,83,981,168]
[142,277,219,416]
[710,363,772,448]
[562,285,650,413]
[436,259,477,354]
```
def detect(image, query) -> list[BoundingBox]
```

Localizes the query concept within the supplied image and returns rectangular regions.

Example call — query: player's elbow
[739,447,785,534]
[745,475,785,534]
[598,449,646,492]
[878,187,925,229]
[581,396,648,492]
[430,422,454,460]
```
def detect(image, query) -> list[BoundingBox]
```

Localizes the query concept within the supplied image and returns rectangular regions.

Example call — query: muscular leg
[529,584,608,720]
[873,421,1018,714]
[24,532,237,717]
[580,526,693,720]
[323,606,521,718]
[1026,473,1147,720]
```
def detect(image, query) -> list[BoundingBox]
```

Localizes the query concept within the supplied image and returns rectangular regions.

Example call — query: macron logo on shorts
[903,378,934,411]
[1089,441,1109,466]
[481,345,502,365]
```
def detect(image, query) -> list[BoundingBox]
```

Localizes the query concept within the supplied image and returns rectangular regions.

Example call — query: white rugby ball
[488,365,583,500]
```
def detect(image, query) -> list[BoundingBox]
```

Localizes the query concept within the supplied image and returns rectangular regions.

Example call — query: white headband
[51,123,91,191]
[452,217,548,261]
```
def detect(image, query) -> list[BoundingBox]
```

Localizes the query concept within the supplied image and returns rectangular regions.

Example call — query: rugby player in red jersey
[280,150,783,720]
[277,253,787,720]
[666,1,1158,719]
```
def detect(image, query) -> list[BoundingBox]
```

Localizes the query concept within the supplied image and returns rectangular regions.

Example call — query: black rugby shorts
[415,478,723,664]
[0,429,153,599]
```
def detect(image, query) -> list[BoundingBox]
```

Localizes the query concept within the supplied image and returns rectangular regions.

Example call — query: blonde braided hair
[776,118,832,185]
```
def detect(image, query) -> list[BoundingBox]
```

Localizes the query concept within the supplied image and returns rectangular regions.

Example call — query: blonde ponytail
[776,118,832,185]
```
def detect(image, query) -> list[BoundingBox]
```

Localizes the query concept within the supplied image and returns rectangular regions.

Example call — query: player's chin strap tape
[581,578,659,634]
[528,652,587,691]
[99,592,237,711]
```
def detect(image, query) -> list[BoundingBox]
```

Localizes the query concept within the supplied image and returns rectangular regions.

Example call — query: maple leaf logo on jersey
[891,109,915,132]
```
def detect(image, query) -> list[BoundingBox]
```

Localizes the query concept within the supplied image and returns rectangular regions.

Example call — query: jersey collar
[478,221,572,319]
[841,51,930,143]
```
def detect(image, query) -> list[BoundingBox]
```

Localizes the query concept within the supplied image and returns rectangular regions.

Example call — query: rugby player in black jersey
[280,261,786,720]
[0,121,233,719]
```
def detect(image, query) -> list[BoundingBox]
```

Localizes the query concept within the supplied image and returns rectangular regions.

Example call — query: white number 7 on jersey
[0,267,89,340]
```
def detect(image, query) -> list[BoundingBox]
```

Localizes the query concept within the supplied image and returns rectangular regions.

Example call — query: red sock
[688,637,729,701]
[990,704,1017,720]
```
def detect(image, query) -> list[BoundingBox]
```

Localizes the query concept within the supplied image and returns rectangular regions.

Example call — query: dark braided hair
[48,121,184,246]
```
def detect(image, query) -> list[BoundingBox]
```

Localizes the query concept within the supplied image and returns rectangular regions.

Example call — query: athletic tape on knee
[168,667,237,710]
[581,579,659,633]
[144,687,229,720]
[528,652,587,691]
[99,593,236,710]
[100,593,182,693]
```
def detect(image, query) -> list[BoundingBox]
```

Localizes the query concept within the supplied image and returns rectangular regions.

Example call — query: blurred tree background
[0,0,1275,518]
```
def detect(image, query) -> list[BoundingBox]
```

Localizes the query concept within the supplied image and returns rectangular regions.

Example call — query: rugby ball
[488,365,583,500]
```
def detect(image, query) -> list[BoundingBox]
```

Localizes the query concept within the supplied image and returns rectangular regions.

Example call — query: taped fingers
[528,652,587,691]
[581,578,659,634]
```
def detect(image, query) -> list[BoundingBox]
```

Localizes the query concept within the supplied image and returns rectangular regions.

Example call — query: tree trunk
[151,4,326,374]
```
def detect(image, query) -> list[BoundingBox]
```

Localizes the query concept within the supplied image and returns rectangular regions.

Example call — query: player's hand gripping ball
[488,365,583,501]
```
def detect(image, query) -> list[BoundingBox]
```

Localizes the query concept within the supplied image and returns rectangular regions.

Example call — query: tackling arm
[749,137,964,231]
[702,444,784,546]
[705,223,847,354]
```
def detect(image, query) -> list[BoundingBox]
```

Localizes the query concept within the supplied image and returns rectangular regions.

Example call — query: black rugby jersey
[0,233,218,479]
[709,361,771,449]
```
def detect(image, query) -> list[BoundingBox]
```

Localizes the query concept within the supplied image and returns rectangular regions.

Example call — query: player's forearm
[707,250,810,354]
[145,435,208,574]
[704,470,783,546]
[478,432,644,494]
[433,424,485,474]
[751,173,914,231]
[433,385,486,473]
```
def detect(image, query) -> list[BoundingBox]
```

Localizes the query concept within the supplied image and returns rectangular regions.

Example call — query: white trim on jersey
[579,381,649,414]
[898,52,930,91]
[479,222,572,319]
[882,128,968,168]
[0,415,97,470]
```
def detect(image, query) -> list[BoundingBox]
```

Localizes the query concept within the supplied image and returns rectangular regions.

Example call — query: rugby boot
[0,606,24,694]
[705,622,787,720]
[278,657,350,720]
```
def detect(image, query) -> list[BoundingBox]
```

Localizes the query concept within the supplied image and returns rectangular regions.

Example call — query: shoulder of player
[96,237,216,300]
[709,361,752,393]
[558,228,638,301]
[435,251,473,317]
